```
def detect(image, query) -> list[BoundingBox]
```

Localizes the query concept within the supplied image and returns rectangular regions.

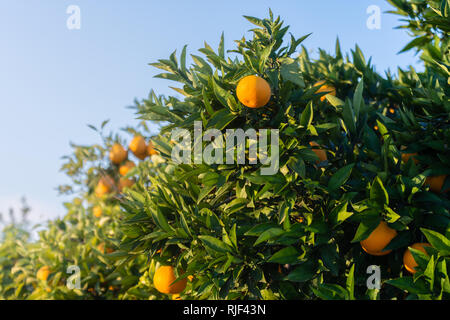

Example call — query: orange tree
[0,124,165,299]
[117,3,449,300]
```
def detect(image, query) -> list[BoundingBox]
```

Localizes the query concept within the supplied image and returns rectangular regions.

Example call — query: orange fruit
[93,206,103,218]
[425,175,447,193]
[389,108,395,114]
[97,243,106,253]
[119,161,136,176]
[95,176,115,197]
[109,143,128,165]
[153,266,187,294]
[97,243,114,254]
[37,266,51,281]
[314,80,336,102]
[172,294,182,300]
[309,141,327,163]
[118,178,134,192]
[403,243,431,274]
[401,152,419,164]
[147,141,159,156]
[374,125,379,131]
[129,136,147,159]
[236,75,271,108]
[118,178,135,192]
[360,221,397,256]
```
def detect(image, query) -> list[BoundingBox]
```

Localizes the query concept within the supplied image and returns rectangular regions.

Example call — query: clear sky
[0,0,421,224]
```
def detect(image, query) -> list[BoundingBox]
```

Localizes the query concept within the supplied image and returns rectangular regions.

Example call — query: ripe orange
[403,243,431,274]
[153,266,187,294]
[236,75,271,108]
[93,206,103,218]
[309,141,327,163]
[37,266,51,281]
[172,294,182,300]
[314,80,336,102]
[360,221,397,256]
[118,178,135,192]
[389,108,395,114]
[119,161,136,176]
[97,243,106,253]
[374,125,379,131]
[95,176,115,197]
[425,175,447,193]
[109,143,128,165]
[129,136,147,159]
[401,152,419,164]
[97,243,114,254]
[147,141,159,156]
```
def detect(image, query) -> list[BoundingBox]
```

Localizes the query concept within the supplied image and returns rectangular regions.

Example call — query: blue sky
[0,0,421,224]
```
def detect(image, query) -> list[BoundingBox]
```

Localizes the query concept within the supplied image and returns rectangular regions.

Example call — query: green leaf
[206,108,237,130]
[326,95,344,108]
[353,79,363,119]
[267,246,301,264]
[198,235,233,254]
[299,101,314,127]
[244,222,278,236]
[385,277,430,295]
[285,261,316,282]
[312,284,348,300]
[351,217,381,243]
[370,177,389,206]
[328,164,354,191]
[150,208,174,234]
[346,264,355,300]
[254,228,285,246]
[421,228,450,255]
[280,58,305,87]
[342,99,356,134]
[329,202,353,226]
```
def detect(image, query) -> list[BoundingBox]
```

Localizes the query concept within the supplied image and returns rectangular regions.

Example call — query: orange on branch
[360,221,397,256]
[236,75,271,108]
[95,176,115,197]
[314,80,336,102]
[37,266,51,281]
[153,266,187,294]
[109,143,128,165]
[425,175,447,193]
[118,178,135,192]
[93,206,103,218]
[309,141,327,163]
[129,136,147,159]
[119,161,136,176]
[401,152,419,164]
[147,141,159,156]
[403,243,431,274]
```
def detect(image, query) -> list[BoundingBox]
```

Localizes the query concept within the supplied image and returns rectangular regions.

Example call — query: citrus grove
[0,0,449,300]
